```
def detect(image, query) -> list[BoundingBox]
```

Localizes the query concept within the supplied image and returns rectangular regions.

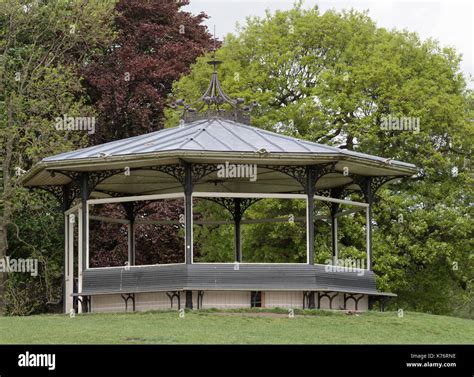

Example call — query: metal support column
[330,203,339,265]
[80,173,89,312]
[124,203,136,266]
[234,198,242,262]
[306,166,316,309]
[306,167,316,265]
[366,178,373,271]
[62,185,70,314]
[184,163,193,309]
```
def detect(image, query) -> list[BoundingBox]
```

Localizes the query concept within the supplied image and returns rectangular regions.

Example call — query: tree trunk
[0,101,15,312]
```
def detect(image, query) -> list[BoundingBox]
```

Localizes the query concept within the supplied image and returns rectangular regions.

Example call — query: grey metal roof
[43,117,415,170]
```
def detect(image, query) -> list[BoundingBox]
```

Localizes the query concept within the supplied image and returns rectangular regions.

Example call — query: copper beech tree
[82,0,215,144]
[82,0,215,267]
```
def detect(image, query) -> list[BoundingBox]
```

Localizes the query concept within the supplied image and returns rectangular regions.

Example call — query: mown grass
[0,308,472,344]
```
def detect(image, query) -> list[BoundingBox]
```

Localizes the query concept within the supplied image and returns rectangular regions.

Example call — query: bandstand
[20,60,417,313]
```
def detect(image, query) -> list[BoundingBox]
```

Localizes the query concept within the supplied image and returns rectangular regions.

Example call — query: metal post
[184,163,193,264]
[366,178,373,271]
[306,167,315,265]
[128,219,135,266]
[306,167,316,309]
[62,185,70,314]
[68,212,75,313]
[331,203,339,265]
[234,198,242,262]
[184,163,193,309]
[124,203,135,266]
[80,173,89,312]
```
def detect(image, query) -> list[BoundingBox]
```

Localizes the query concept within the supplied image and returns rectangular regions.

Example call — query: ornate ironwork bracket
[203,197,261,221]
[147,163,219,187]
[43,163,220,206]
[262,163,336,192]
[317,291,339,310]
[34,183,80,210]
[121,293,136,312]
[351,175,400,203]
[166,291,181,309]
[343,293,364,311]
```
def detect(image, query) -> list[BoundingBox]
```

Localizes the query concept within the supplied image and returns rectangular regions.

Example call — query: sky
[184,0,474,89]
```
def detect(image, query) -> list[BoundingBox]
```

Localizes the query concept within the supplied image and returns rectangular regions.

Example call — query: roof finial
[208,25,221,73]
[171,25,258,124]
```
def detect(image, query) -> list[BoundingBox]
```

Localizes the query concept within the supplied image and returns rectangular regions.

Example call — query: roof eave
[21,150,417,187]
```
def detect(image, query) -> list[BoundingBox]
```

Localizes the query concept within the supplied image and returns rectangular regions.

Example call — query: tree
[0,0,116,313]
[170,3,473,317]
[82,0,215,144]
[81,0,215,270]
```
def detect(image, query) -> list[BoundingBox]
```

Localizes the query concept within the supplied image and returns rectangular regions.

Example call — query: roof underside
[22,117,417,198]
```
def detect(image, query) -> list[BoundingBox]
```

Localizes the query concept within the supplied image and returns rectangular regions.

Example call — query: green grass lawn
[0,309,472,344]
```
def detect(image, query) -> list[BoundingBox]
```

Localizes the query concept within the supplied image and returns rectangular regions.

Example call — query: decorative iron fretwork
[34,185,65,205]
[190,163,220,185]
[166,291,181,309]
[370,176,401,195]
[171,58,257,125]
[309,163,337,193]
[343,293,364,311]
[314,188,331,198]
[317,291,339,310]
[39,169,126,207]
[46,169,81,183]
[146,163,219,187]
[40,170,81,206]
[261,165,308,189]
[148,165,186,186]
[262,163,336,192]
[87,169,127,192]
[351,175,400,202]
[203,197,261,221]
[121,293,136,312]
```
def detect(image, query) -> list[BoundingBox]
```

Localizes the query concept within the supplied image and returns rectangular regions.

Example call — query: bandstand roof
[21,57,417,198]
[21,117,417,198]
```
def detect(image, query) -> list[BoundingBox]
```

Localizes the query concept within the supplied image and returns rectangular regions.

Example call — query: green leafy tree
[170,3,473,317]
[0,0,116,313]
